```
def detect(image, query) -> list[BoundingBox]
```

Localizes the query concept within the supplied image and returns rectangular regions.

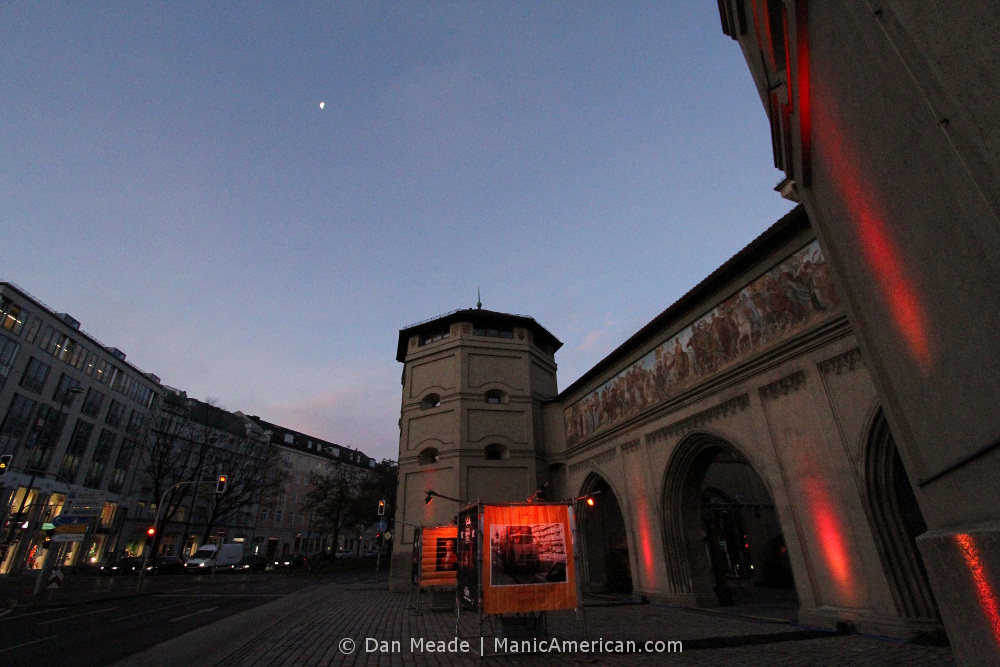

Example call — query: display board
[457,505,481,608]
[482,503,577,615]
[415,525,458,588]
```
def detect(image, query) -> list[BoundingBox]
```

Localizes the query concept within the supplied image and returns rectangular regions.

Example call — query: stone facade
[719,2,1000,662]
[391,208,945,641]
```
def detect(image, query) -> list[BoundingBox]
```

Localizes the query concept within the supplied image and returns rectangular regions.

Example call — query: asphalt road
[0,566,375,666]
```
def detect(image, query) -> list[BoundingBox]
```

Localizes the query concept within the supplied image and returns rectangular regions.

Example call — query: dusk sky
[1,3,793,463]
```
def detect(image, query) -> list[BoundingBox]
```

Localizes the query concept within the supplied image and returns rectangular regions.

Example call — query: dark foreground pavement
[101,578,955,667]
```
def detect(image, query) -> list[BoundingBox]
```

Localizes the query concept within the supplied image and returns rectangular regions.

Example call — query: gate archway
[864,410,939,621]
[578,473,633,594]
[661,431,796,608]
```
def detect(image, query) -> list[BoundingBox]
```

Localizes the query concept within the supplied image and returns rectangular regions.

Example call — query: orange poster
[418,525,458,588]
[482,504,577,614]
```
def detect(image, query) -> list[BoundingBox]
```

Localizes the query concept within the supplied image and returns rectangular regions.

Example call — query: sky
[1,3,793,463]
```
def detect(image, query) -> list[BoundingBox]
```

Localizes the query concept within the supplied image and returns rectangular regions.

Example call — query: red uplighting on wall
[633,496,657,588]
[813,88,933,372]
[955,533,1000,650]
[804,477,855,602]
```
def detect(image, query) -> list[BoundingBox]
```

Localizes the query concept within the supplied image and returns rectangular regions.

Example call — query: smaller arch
[484,443,509,460]
[420,393,441,409]
[578,473,633,594]
[484,389,508,404]
[418,447,439,465]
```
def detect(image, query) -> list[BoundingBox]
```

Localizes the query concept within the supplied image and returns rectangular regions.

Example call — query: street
[0,564,376,666]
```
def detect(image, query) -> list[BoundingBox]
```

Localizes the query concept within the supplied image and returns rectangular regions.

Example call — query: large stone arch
[660,430,795,607]
[578,472,633,594]
[863,409,940,623]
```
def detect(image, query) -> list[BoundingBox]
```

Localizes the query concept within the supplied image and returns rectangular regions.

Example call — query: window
[472,326,513,339]
[20,357,50,393]
[284,433,294,444]
[58,419,94,482]
[107,437,136,493]
[0,394,37,453]
[25,404,68,472]
[83,429,115,488]
[105,400,125,428]
[418,447,439,465]
[260,509,268,522]
[419,327,450,346]
[484,443,509,460]
[276,510,283,523]
[84,351,97,376]
[24,317,41,343]
[81,388,105,418]
[53,373,82,406]
[69,342,87,370]
[291,492,297,502]
[93,358,108,383]
[125,409,146,436]
[420,393,441,409]
[0,334,20,389]
[485,389,508,404]
[0,296,27,335]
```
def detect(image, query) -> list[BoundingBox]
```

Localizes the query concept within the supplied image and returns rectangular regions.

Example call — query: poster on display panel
[457,505,480,608]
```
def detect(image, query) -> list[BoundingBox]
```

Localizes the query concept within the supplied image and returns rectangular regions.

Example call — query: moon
[319,101,325,110]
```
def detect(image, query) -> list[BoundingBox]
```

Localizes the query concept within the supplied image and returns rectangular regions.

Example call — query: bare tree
[304,459,398,553]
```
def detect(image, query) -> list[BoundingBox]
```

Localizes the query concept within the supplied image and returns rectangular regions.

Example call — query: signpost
[47,569,64,590]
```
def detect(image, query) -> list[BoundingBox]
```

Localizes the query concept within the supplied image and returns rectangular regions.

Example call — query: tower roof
[397,308,562,362]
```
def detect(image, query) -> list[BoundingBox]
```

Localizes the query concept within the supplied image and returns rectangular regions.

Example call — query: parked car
[335,548,353,559]
[100,556,144,575]
[272,553,306,568]
[238,555,269,571]
[144,555,185,576]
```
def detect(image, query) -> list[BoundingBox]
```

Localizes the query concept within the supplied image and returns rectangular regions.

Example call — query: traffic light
[216,474,227,494]
[0,454,11,477]
[375,532,382,544]
[147,526,156,538]
[377,500,385,516]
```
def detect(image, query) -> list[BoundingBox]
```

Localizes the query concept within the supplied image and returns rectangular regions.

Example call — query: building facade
[718,3,1000,662]
[248,416,378,560]
[389,207,944,641]
[136,390,272,560]
[0,282,161,573]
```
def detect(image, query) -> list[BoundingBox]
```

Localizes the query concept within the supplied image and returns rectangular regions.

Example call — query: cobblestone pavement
[210,581,954,667]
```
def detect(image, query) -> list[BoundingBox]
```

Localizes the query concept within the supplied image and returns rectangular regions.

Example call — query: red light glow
[803,477,855,602]
[955,533,1000,650]
[813,88,932,371]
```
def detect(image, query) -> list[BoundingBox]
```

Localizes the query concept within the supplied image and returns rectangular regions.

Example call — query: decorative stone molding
[818,348,864,376]
[645,394,750,445]
[620,438,642,454]
[759,370,806,402]
[568,447,618,474]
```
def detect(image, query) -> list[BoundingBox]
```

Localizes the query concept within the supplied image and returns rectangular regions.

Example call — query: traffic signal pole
[137,475,227,591]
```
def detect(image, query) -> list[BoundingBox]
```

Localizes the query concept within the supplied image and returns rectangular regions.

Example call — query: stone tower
[388,307,561,591]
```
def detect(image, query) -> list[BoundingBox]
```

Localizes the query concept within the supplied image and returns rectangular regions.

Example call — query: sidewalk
[115,578,956,667]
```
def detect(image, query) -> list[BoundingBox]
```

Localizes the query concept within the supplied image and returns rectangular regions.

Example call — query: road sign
[53,515,90,527]
[52,533,85,542]
[376,520,387,532]
[63,491,105,518]
[47,569,64,589]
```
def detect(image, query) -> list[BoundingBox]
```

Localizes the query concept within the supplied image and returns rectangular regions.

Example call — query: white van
[183,543,244,572]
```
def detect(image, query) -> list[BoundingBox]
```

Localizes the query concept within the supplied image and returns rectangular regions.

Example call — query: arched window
[418,447,439,465]
[484,389,507,405]
[484,444,508,461]
[420,393,441,409]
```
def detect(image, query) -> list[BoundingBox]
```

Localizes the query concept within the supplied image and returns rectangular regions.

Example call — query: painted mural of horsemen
[564,240,841,447]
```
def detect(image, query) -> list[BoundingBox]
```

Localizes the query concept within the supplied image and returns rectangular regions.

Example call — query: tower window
[420,393,442,409]
[484,444,509,461]
[484,389,508,404]
[420,328,450,346]
[418,447,439,465]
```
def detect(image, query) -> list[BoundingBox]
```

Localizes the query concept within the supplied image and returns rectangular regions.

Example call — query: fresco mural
[565,240,840,446]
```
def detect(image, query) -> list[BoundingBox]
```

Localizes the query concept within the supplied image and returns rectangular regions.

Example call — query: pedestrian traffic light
[0,454,11,477]
[216,474,227,494]
[377,500,385,516]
